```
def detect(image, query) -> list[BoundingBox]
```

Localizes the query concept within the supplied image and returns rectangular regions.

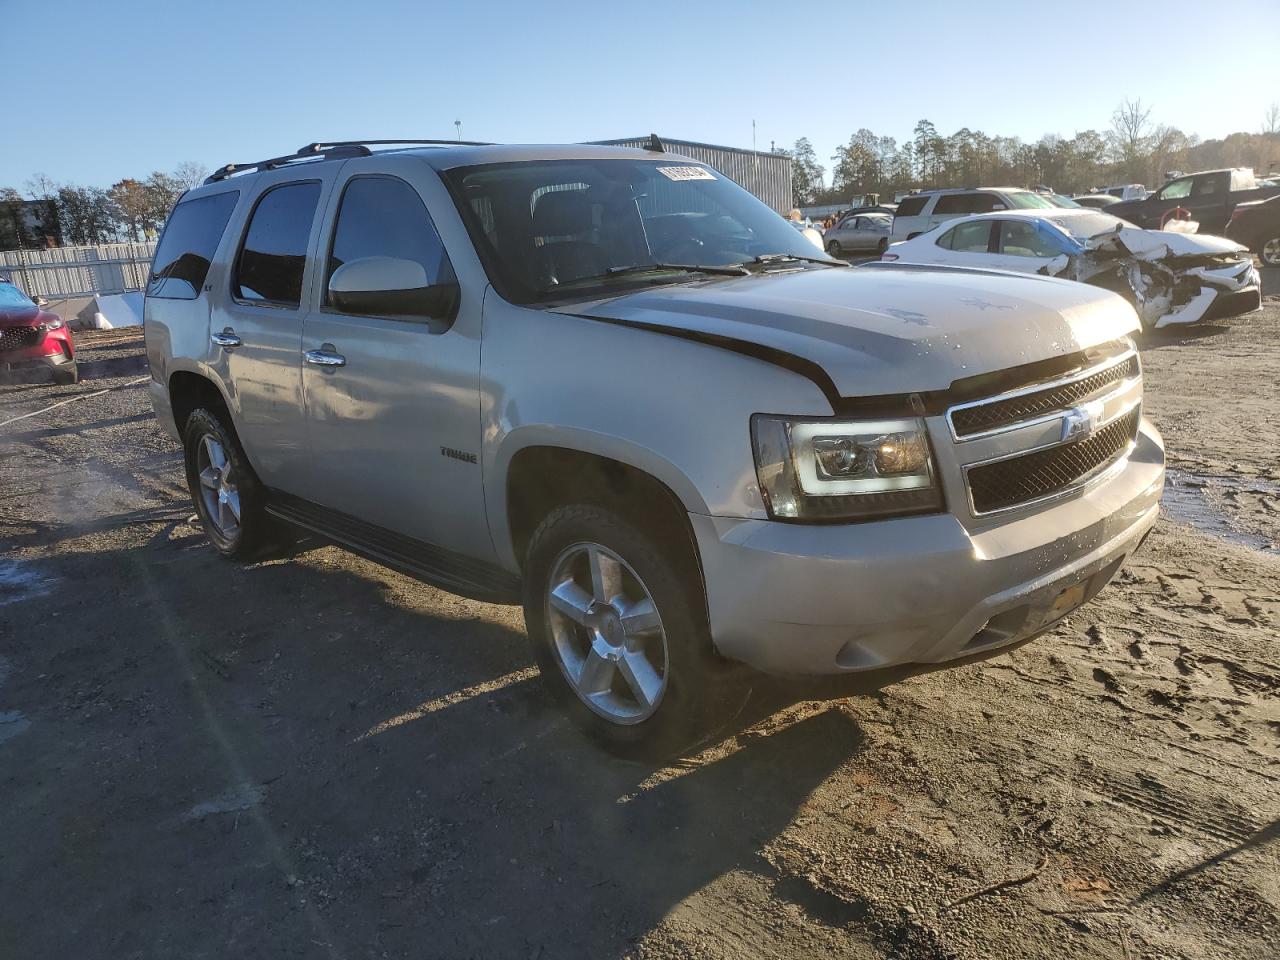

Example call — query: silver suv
[144,139,1165,751]
[891,187,1058,241]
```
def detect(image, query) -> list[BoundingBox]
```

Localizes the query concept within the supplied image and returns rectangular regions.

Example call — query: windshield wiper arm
[748,253,849,268]
[602,262,750,278]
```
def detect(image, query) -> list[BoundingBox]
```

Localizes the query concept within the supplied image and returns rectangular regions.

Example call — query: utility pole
[455,119,462,141]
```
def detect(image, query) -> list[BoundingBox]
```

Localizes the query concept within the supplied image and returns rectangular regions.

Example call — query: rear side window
[895,196,928,218]
[938,220,993,252]
[326,176,455,300]
[147,191,239,300]
[933,194,972,215]
[234,181,322,307]
[997,220,1062,257]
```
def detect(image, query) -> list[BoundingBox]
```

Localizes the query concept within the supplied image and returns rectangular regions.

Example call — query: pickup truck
[1107,168,1280,234]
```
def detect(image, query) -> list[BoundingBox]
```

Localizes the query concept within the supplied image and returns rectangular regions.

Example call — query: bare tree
[1109,99,1154,182]
[1264,103,1280,137]
[172,161,210,191]
[25,173,58,201]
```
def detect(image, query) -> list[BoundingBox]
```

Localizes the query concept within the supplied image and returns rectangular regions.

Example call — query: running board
[265,492,522,605]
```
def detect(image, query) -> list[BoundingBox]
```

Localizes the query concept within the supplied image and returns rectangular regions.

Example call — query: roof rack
[203,139,496,185]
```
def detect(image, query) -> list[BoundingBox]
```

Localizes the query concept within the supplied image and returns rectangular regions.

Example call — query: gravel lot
[2,278,1278,960]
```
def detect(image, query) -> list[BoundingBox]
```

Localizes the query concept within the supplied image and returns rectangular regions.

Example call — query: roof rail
[203,143,372,185]
[203,139,497,185]
[298,138,495,152]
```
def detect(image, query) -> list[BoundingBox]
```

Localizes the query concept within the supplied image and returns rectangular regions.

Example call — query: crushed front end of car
[1053,227,1262,330]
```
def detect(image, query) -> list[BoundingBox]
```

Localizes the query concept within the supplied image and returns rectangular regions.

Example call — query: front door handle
[304,347,347,368]
[211,329,241,349]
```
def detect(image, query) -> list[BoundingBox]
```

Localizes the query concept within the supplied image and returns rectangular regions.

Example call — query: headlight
[751,415,943,521]
[42,317,65,330]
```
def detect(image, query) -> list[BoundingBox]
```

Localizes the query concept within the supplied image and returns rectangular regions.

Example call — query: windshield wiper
[748,253,849,269]
[602,262,750,278]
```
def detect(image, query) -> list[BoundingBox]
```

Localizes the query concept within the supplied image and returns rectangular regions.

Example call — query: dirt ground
[2,277,1278,960]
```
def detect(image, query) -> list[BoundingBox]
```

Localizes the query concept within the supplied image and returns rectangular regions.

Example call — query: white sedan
[881,209,1261,329]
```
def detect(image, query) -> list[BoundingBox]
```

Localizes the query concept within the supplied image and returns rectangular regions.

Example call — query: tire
[826,240,841,257]
[182,407,273,559]
[876,237,888,255]
[907,232,922,240]
[1261,236,1280,267]
[52,363,78,386]
[522,503,737,758]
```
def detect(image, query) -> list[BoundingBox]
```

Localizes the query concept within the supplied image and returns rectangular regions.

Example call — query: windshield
[0,283,36,309]
[442,159,831,304]
[1048,211,1125,241]
[1005,192,1057,210]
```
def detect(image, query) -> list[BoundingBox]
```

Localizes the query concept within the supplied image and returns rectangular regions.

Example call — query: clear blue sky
[4,0,1277,190]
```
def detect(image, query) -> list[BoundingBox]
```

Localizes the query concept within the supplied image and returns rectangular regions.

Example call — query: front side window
[1003,192,1054,210]
[998,220,1064,258]
[1159,178,1193,201]
[442,159,826,304]
[939,220,993,252]
[326,176,455,302]
[233,181,322,307]
[148,191,239,300]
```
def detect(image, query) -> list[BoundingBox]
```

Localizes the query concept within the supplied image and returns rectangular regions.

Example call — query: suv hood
[557,264,1137,398]
[0,304,42,326]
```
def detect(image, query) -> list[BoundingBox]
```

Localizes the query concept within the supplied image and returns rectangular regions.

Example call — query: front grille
[951,355,1138,437]
[0,325,43,354]
[968,407,1141,514]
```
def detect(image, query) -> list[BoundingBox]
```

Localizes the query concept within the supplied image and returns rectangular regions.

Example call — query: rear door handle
[304,348,346,368]
[211,329,241,349]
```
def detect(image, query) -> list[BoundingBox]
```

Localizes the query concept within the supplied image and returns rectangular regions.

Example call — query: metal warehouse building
[595,136,793,213]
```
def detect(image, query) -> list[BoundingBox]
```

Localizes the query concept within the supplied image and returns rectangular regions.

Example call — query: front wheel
[522,504,735,756]
[826,240,842,257]
[876,237,888,255]
[1261,236,1280,267]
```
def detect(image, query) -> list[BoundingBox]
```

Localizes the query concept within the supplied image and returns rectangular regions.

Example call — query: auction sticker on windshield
[656,166,716,181]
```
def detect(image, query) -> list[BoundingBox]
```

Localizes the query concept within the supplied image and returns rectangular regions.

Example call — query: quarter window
[233,181,322,307]
[895,196,928,218]
[326,176,455,301]
[148,191,239,300]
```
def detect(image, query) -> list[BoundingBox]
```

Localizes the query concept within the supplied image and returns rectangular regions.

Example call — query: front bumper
[0,334,76,381]
[693,418,1164,676]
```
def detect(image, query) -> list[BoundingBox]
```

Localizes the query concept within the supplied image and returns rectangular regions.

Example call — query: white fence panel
[0,242,157,299]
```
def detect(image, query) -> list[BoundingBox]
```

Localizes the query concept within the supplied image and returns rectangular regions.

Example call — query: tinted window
[895,196,928,218]
[234,182,321,306]
[939,221,992,252]
[0,283,35,309]
[147,191,238,300]
[969,193,1006,213]
[997,220,1062,258]
[326,177,455,302]
[933,194,972,215]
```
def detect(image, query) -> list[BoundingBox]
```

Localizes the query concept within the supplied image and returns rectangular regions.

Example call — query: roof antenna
[644,133,665,153]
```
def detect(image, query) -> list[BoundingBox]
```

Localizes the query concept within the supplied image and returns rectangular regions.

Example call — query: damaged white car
[882,209,1262,330]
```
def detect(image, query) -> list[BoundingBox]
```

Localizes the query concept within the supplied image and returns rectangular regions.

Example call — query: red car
[0,281,77,385]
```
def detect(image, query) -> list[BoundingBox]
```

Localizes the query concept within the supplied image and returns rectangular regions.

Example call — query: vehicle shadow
[1,529,875,960]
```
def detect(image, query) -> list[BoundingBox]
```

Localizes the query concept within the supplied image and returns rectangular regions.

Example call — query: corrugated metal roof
[594,136,793,213]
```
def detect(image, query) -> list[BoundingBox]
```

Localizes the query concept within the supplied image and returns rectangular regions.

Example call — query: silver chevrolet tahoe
[144,139,1165,750]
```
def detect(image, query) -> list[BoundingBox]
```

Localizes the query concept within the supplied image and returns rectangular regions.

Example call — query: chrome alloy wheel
[545,542,669,724]
[1262,237,1280,266]
[196,434,241,539]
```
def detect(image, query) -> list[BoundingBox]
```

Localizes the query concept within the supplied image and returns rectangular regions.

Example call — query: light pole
[455,119,462,141]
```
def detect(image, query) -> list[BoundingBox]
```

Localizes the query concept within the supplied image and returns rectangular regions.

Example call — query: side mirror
[328,256,459,322]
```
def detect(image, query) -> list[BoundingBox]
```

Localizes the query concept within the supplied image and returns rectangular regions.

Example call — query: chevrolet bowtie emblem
[1061,400,1104,443]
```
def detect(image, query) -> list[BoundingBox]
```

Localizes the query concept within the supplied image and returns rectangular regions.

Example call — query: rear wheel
[876,237,888,255]
[522,503,737,757]
[183,407,273,559]
[1261,236,1280,267]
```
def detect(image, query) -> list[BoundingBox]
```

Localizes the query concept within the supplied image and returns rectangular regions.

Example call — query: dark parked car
[1107,168,1280,234]
[0,282,77,384]
[1226,194,1280,266]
